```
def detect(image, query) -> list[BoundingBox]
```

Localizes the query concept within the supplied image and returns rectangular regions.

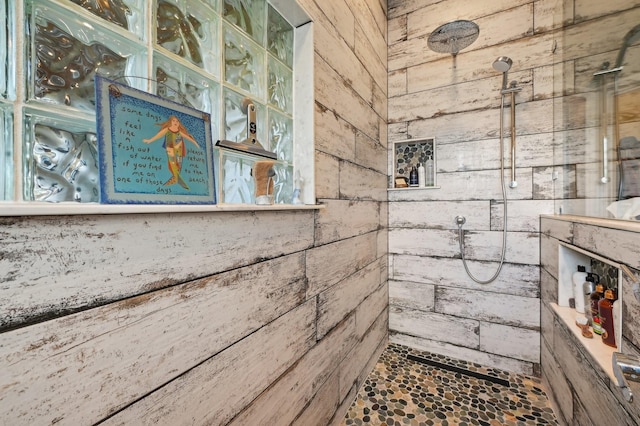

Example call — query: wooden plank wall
[387,0,558,376]
[0,0,388,425]
[386,0,640,377]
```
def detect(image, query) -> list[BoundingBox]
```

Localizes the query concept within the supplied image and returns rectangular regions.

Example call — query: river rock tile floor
[341,343,557,426]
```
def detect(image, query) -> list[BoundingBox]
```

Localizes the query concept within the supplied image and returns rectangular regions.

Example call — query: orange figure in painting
[143,115,201,190]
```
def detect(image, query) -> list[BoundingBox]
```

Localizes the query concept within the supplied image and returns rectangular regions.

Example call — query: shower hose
[456,95,509,284]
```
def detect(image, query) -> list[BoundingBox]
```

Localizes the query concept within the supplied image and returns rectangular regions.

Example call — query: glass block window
[2,0,311,206]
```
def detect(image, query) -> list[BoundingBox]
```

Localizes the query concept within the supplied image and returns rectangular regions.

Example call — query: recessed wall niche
[392,137,436,188]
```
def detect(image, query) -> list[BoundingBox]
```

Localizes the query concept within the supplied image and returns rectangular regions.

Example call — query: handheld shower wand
[492,56,521,189]
[455,57,521,285]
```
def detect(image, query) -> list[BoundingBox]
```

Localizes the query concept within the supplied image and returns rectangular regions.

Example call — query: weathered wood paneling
[390,200,490,229]
[541,340,573,424]
[338,309,387,400]
[479,322,540,362]
[315,151,341,199]
[541,216,640,424]
[318,258,384,339]
[390,255,540,298]
[339,161,388,201]
[389,331,536,375]
[387,0,550,372]
[389,305,479,348]
[355,131,388,174]
[292,369,341,426]
[1,1,389,425]
[355,280,388,339]
[389,280,434,312]
[312,11,373,104]
[306,232,379,298]
[387,71,543,375]
[314,56,380,142]
[573,222,640,269]
[490,199,555,232]
[436,286,539,329]
[551,319,633,426]
[1,254,307,424]
[389,227,539,264]
[315,200,380,246]
[0,211,314,330]
[104,299,317,426]
[228,310,357,426]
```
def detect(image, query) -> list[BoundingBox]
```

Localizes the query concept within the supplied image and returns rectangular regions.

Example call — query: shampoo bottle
[582,273,596,324]
[426,156,434,186]
[572,265,588,313]
[418,163,426,187]
[409,166,418,187]
[598,289,617,348]
[590,283,605,335]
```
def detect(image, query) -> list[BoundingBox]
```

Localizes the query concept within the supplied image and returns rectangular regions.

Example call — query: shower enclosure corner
[553,4,640,222]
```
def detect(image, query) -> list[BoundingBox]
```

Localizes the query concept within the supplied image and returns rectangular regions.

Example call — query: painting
[95,75,216,204]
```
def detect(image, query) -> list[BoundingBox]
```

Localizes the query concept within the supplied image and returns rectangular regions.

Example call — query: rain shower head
[427,20,479,57]
[492,56,513,72]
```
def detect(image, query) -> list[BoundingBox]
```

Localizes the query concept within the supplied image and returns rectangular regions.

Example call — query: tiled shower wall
[387,0,559,375]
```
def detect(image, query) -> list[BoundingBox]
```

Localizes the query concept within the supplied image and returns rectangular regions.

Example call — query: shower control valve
[455,216,466,226]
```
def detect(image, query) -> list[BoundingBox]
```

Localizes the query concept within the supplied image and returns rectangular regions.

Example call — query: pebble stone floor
[341,343,557,426]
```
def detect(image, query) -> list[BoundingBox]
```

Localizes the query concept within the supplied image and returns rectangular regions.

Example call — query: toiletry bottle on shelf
[613,295,620,346]
[418,163,426,187]
[598,288,617,348]
[590,282,605,335]
[409,166,418,187]
[582,273,596,324]
[572,265,588,313]
[426,156,434,186]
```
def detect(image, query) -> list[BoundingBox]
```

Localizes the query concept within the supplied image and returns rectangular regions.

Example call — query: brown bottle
[598,289,617,348]
[590,283,604,335]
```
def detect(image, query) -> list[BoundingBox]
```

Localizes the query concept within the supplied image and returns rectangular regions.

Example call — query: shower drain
[406,354,511,388]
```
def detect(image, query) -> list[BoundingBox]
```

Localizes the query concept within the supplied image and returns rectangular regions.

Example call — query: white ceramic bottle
[418,163,426,187]
[572,265,588,313]
[426,156,434,186]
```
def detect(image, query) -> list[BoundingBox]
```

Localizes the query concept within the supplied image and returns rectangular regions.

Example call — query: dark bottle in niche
[598,288,617,348]
[409,166,419,187]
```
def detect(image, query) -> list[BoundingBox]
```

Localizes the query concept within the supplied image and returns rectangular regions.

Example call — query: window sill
[388,186,441,191]
[0,202,323,216]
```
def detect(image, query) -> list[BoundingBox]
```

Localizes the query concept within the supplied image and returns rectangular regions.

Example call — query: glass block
[155,0,219,74]
[0,103,13,200]
[220,151,254,203]
[272,162,293,204]
[1,0,15,100]
[223,86,266,145]
[153,51,220,139]
[268,108,292,163]
[224,23,265,98]
[68,0,145,37]
[28,2,146,112]
[23,112,99,203]
[201,0,220,12]
[267,54,292,114]
[267,5,293,68]
[222,0,266,46]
